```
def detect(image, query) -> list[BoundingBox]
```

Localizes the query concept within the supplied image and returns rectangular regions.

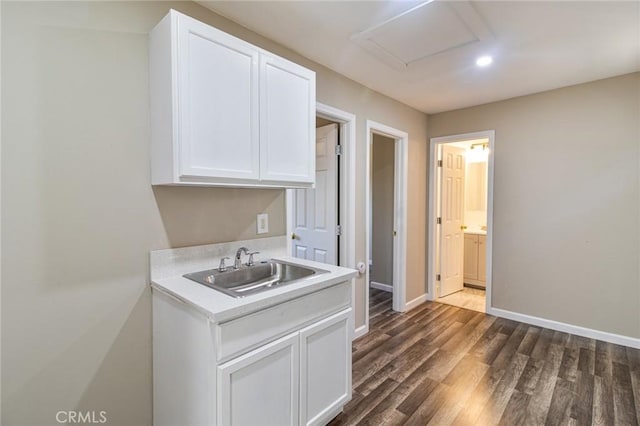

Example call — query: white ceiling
[199,1,640,114]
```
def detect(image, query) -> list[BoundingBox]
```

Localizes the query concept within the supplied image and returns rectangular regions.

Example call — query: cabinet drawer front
[215,281,350,362]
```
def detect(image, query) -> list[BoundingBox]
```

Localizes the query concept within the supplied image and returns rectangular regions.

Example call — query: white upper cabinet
[150,10,315,188]
[260,54,315,184]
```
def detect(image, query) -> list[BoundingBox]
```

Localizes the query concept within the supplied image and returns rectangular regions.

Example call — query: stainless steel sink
[183,260,329,298]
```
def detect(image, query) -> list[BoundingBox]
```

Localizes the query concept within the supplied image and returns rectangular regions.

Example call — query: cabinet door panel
[176,15,260,180]
[299,309,351,426]
[260,54,315,184]
[218,333,299,426]
[463,234,478,280]
[478,235,487,282]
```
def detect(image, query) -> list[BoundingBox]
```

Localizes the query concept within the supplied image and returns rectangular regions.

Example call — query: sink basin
[183,260,329,298]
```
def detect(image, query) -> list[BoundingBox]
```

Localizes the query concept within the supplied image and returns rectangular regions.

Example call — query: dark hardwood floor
[329,288,640,425]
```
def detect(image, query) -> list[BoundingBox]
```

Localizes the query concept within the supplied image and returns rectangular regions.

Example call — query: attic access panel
[351,1,494,71]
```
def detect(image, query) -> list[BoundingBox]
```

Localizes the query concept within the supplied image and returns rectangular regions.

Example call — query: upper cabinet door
[175,13,260,181]
[259,53,316,184]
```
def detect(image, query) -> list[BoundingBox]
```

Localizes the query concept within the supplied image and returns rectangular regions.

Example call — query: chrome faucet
[234,247,249,269]
[218,256,231,272]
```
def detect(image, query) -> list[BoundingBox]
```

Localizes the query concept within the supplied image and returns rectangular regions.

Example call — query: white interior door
[291,124,338,265]
[440,145,466,297]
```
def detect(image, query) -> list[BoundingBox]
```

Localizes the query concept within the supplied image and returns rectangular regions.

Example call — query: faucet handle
[247,251,260,266]
[218,256,231,272]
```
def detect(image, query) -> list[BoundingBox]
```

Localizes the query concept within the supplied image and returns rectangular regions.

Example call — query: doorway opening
[286,103,358,332]
[369,134,395,296]
[428,131,495,313]
[365,120,408,331]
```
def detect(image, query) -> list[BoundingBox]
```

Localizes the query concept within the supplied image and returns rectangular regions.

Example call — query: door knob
[461,225,468,230]
[291,232,297,240]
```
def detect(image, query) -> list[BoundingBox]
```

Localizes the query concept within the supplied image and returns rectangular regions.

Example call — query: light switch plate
[257,213,269,234]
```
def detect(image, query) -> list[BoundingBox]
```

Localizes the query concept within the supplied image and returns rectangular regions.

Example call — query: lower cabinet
[299,310,351,426]
[218,309,351,426]
[218,333,300,426]
[153,281,353,426]
[463,233,486,288]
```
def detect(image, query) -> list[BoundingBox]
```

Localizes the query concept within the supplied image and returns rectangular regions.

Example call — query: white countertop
[151,256,357,323]
[465,229,487,236]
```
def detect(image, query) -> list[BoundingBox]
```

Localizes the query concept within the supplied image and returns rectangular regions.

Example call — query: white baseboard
[404,293,429,312]
[370,281,392,292]
[488,307,640,349]
[353,324,368,340]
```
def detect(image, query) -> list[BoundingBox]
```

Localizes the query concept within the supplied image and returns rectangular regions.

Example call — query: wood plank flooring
[329,288,640,426]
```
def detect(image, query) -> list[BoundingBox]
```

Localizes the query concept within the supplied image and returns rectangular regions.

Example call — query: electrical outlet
[257,213,269,234]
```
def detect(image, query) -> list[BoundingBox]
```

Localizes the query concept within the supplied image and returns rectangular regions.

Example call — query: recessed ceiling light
[476,56,493,67]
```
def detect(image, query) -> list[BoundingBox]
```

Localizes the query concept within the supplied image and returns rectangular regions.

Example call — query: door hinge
[335,145,342,156]
[437,159,443,167]
[436,217,442,225]
[436,274,441,281]
[336,225,343,236]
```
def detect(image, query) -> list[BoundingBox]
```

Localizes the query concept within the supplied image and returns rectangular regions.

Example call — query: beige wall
[371,134,395,286]
[1,1,428,424]
[429,72,640,339]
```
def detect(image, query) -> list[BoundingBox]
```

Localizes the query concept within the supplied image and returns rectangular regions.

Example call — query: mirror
[465,162,487,211]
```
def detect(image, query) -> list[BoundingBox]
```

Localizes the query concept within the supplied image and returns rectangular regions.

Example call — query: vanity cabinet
[217,308,351,426]
[152,280,352,426]
[463,233,486,288]
[150,10,315,188]
[218,333,300,426]
[299,310,351,426]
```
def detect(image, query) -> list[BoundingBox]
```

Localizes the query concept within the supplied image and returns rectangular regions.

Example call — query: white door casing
[428,130,495,313]
[291,124,338,265]
[364,120,408,316]
[478,235,487,282]
[439,145,466,297]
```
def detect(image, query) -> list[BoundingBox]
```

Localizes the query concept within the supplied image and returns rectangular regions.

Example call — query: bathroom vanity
[463,230,486,288]
[150,237,357,426]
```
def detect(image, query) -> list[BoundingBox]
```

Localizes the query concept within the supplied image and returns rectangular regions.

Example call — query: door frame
[427,130,495,313]
[365,120,409,319]
[285,102,357,329]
